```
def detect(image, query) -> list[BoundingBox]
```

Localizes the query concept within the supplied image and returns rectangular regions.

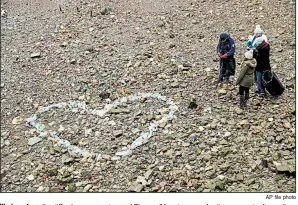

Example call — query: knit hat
[220,33,229,41]
[254,25,263,34]
[245,49,253,59]
[255,36,264,46]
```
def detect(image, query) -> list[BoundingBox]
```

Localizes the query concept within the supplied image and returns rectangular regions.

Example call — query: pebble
[28,137,42,146]
[83,184,93,192]
[30,52,41,58]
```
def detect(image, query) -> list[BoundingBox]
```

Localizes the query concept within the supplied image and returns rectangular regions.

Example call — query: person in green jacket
[235,49,257,108]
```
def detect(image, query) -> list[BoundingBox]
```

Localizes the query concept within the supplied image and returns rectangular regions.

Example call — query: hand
[217,52,221,57]
[221,54,228,59]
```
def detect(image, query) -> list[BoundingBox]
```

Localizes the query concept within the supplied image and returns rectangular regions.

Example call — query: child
[235,50,256,108]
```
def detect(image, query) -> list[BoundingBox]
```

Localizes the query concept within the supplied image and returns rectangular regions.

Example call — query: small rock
[30,52,41,58]
[62,156,74,165]
[170,82,179,88]
[159,121,167,128]
[67,183,76,192]
[224,132,231,138]
[168,42,176,48]
[102,155,111,160]
[188,96,198,109]
[276,164,290,173]
[60,42,68,47]
[128,183,144,192]
[109,108,130,114]
[70,59,76,64]
[27,175,34,181]
[261,147,269,155]
[113,130,123,137]
[236,174,244,181]
[182,142,190,147]
[217,89,227,94]
[28,137,42,146]
[100,7,111,15]
[144,169,153,180]
[12,116,23,125]
[111,156,120,161]
[239,120,248,125]
[58,125,65,132]
[99,91,110,99]
[47,168,58,176]
[83,184,93,192]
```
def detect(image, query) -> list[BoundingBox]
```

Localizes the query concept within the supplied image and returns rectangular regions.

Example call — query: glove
[246,41,252,47]
[221,54,228,59]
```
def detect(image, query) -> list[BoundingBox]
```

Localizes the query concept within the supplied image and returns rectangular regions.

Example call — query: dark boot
[244,93,249,107]
[239,95,245,109]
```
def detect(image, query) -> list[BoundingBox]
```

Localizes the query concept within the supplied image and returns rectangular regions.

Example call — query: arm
[227,38,235,57]
[236,64,247,85]
[216,41,221,53]
[252,49,258,59]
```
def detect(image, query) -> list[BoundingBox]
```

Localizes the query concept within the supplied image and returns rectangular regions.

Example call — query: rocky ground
[0,0,296,192]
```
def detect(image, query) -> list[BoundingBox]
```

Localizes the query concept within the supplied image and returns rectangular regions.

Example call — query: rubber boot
[239,95,245,109]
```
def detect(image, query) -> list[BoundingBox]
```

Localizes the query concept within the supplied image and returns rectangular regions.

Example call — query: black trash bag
[262,70,285,96]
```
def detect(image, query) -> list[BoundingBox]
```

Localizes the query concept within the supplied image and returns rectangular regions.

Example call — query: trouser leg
[239,86,246,108]
[244,87,250,107]
[256,71,265,94]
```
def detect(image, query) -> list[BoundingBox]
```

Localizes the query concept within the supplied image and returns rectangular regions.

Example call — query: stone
[27,175,34,181]
[100,7,111,15]
[12,116,23,125]
[102,155,111,160]
[113,130,123,137]
[168,43,176,48]
[63,170,71,178]
[219,139,228,145]
[236,174,244,181]
[261,147,269,155]
[67,183,76,192]
[217,89,227,94]
[47,168,58,176]
[182,142,190,147]
[30,52,41,58]
[28,137,42,146]
[276,164,295,173]
[170,82,179,88]
[224,132,231,138]
[62,156,74,165]
[83,184,93,192]
[136,176,147,186]
[160,121,167,128]
[109,108,130,114]
[128,183,144,192]
[239,120,248,125]
[188,97,198,109]
[144,169,153,180]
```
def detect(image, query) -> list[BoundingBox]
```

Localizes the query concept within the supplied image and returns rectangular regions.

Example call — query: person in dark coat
[253,37,271,97]
[216,33,236,86]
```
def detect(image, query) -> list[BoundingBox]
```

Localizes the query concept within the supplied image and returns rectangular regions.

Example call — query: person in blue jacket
[217,33,236,86]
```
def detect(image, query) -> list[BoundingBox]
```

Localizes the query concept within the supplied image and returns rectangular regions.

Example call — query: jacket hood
[244,58,256,68]
[220,33,230,41]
